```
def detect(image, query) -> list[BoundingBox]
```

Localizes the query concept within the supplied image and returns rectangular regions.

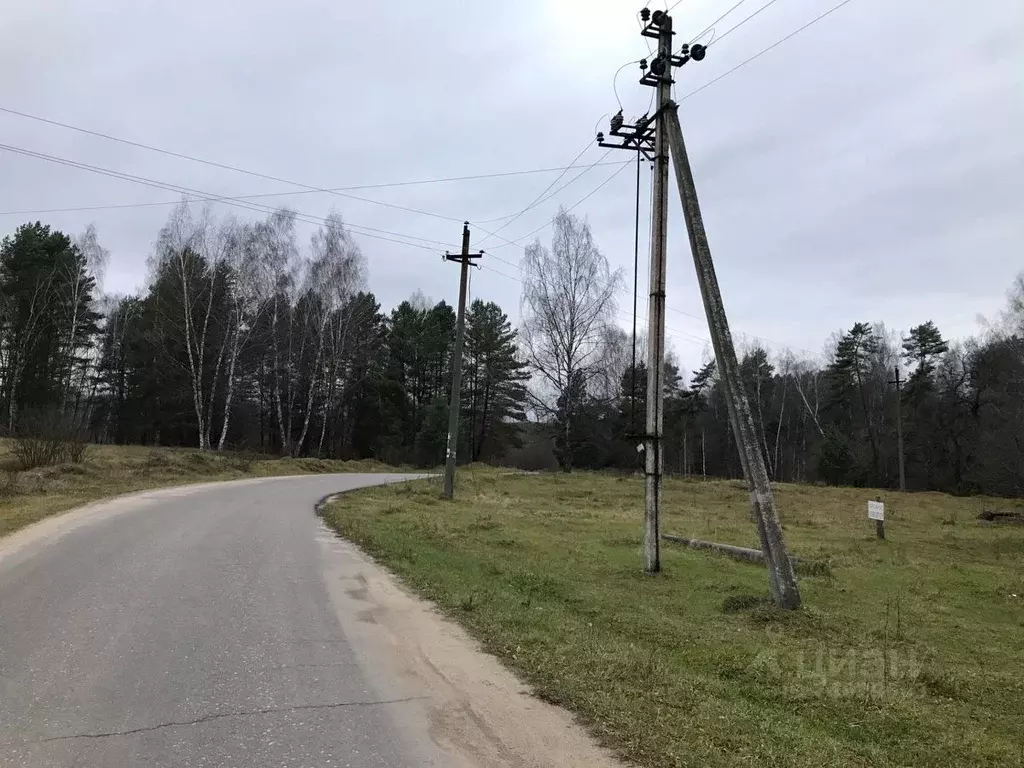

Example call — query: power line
[1,87,821,359]
[475,141,595,245]
[4,138,816,360]
[475,149,607,227]
[1,102,636,244]
[477,149,615,240]
[1,139,820,361]
[709,0,783,47]
[0,160,631,219]
[0,141,716,350]
[486,158,631,251]
[680,0,858,102]
[0,142,451,252]
[0,105,464,221]
[613,54,652,111]
[0,132,632,262]
[688,0,752,45]
[479,177,821,360]
[478,260,708,350]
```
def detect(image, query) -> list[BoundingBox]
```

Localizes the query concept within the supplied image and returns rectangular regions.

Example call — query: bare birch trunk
[794,373,826,438]
[204,326,227,451]
[701,429,706,479]
[293,317,329,458]
[175,253,207,450]
[270,296,290,455]
[773,374,789,481]
[216,320,244,451]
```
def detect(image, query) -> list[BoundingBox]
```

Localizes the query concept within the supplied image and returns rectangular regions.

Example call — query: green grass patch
[322,469,1024,768]
[0,440,399,538]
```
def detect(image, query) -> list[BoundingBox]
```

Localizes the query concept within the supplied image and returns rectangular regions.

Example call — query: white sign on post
[867,500,885,521]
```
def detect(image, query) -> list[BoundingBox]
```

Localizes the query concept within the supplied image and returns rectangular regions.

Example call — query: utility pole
[597,8,705,575]
[890,365,906,491]
[642,9,672,575]
[663,104,802,610]
[442,223,483,499]
[599,6,802,608]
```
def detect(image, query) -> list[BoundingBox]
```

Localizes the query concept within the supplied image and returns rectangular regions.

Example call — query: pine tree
[826,322,881,484]
[902,320,948,392]
[462,300,530,462]
[0,222,101,429]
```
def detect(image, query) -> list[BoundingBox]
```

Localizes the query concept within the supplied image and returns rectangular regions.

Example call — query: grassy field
[322,469,1024,768]
[0,440,393,538]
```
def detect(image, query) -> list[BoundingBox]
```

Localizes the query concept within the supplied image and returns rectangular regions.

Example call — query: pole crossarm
[596,9,706,161]
[444,251,483,264]
[597,110,658,161]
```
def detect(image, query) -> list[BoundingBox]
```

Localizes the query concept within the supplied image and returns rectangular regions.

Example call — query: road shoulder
[316,505,625,768]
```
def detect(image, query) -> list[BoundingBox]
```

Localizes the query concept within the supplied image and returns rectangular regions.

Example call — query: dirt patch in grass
[322,470,1024,768]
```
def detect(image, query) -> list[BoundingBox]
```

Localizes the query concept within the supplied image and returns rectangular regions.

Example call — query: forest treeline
[1,204,1021,496]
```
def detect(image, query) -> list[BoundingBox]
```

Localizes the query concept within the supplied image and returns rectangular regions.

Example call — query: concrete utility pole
[442,223,482,499]
[663,105,802,609]
[890,365,906,492]
[642,10,673,575]
[597,8,706,575]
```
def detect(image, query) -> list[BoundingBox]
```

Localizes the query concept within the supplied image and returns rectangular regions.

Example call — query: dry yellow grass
[0,440,393,537]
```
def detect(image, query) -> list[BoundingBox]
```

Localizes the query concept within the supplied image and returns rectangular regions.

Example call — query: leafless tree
[592,325,631,403]
[213,219,257,450]
[520,209,622,427]
[790,356,825,439]
[152,203,227,450]
[250,209,300,454]
[292,212,364,457]
[63,224,109,421]
[4,272,54,431]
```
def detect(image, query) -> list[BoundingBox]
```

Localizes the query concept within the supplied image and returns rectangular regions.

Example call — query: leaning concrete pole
[663,104,802,609]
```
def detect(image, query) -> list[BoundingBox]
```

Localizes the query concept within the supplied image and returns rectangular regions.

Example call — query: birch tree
[520,209,621,470]
[251,209,299,454]
[214,220,259,450]
[62,224,108,417]
[151,203,231,450]
[292,212,364,457]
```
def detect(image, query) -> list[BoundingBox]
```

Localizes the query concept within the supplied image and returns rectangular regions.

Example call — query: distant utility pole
[442,223,483,499]
[890,365,906,492]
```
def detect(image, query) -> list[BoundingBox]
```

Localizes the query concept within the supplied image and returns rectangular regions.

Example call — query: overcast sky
[1,0,1021,374]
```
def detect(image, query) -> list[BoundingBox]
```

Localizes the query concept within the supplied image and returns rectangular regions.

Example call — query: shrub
[0,470,19,498]
[11,409,89,469]
[65,435,90,464]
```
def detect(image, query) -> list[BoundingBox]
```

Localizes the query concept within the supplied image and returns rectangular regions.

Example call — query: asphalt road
[0,474,456,767]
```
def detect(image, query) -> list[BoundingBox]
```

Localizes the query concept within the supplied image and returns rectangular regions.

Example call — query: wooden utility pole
[890,365,906,491]
[442,223,482,499]
[663,105,802,609]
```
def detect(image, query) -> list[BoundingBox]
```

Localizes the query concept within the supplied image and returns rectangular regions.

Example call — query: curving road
[0,474,457,767]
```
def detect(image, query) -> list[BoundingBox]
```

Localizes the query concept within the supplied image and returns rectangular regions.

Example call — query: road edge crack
[16,696,427,745]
